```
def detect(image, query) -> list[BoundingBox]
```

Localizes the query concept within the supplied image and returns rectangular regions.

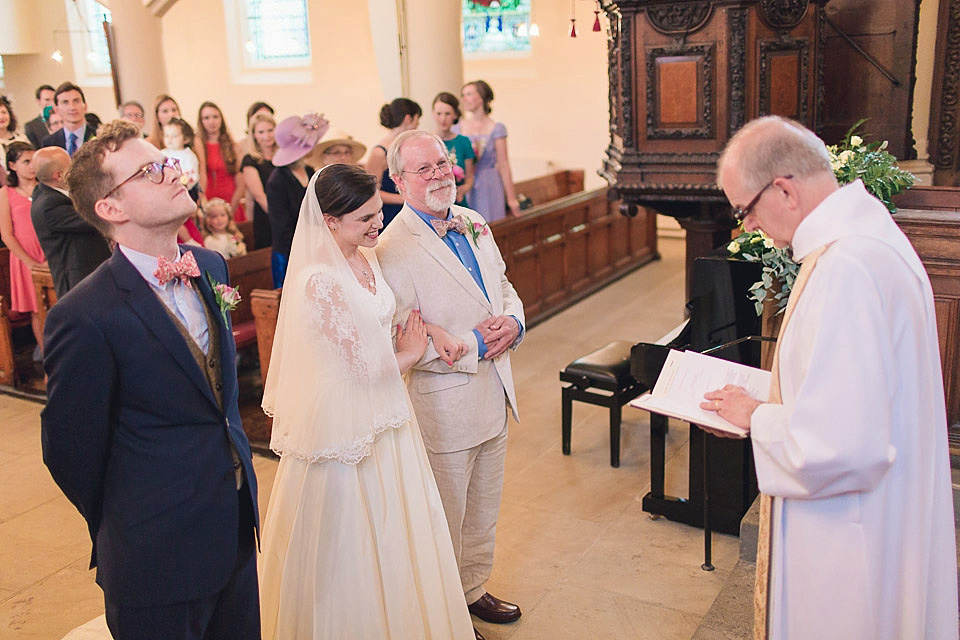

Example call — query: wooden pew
[514,169,585,208]
[31,265,57,343]
[892,186,960,446]
[237,220,255,250]
[225,247,273,349]
[491,186,657,326]
[251,288,281,387]
[0,247,31,386]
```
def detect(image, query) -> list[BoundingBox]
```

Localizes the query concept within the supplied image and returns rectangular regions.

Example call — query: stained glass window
[463,0,532,55]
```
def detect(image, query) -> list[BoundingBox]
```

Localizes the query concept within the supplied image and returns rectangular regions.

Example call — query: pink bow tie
[154,252,201,286]
[431,215,468,238]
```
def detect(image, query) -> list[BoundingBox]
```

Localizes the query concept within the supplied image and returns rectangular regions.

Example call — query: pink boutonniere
[466,220,490,247]
[205,271,241,325]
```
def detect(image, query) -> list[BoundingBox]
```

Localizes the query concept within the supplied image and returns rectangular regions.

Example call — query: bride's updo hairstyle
[314,163,379,218]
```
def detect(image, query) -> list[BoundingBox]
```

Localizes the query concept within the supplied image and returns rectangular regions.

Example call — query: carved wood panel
[646,45,715,138]
[820,0,919,158]
[931,0,960,185]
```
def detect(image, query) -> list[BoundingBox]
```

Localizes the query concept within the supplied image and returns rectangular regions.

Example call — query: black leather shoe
[474,627,485,640]
[468,592,522,624]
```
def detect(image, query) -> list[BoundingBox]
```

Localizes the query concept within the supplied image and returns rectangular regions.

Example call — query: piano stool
[560,340,648,468]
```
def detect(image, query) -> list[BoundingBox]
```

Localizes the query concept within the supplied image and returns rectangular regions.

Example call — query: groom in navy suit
[40,120,260,640]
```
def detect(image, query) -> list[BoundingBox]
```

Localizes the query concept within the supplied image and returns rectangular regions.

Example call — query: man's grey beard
[425,179,456,212]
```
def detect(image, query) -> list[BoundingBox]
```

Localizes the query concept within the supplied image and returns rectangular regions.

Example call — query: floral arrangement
[729,121,915,315]
[206,271,241,325]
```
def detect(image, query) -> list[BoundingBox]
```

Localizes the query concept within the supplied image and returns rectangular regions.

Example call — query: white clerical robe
[750,180,958,639]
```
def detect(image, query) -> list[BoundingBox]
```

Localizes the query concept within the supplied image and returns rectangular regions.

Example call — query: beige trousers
[426,416,508,604]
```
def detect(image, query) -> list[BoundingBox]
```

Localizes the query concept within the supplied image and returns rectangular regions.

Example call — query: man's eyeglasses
[731,174,793,222]
[403,159,453,180]
[102,157,182,200]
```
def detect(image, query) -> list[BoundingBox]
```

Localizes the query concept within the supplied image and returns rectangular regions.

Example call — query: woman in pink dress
[0,141,45,352]
[196,101,244,221]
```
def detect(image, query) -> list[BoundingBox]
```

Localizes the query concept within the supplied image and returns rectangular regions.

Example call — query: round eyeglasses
[102,157,182,200]
[403,159,453,180]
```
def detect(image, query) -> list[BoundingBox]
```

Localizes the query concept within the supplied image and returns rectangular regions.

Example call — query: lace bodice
[367,251,397,337]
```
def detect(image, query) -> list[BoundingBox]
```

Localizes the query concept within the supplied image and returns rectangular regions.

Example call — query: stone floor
[0,236,745,640]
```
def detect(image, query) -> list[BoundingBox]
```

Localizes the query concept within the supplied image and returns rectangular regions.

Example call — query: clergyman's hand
[699,384,762,437]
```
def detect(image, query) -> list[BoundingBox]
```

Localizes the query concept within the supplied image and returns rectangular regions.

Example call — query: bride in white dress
[259,164,474,639]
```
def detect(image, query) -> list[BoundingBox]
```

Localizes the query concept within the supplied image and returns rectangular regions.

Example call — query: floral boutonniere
[205,271,241,325]
[466,220,490,248]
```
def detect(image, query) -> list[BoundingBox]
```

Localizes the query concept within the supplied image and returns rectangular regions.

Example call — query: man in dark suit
[41,121,260,640]
[30,146,111,298]
[24,84,55,148]
[41,82,95,156]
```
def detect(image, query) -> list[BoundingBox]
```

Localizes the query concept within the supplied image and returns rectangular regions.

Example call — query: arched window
[463,0,533,56]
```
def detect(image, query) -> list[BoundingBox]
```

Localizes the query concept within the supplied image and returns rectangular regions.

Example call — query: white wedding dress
[259,250,474,639]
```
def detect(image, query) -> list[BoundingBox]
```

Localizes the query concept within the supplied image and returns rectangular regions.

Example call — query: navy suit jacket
[41,126,95,151]
[41,246,259,608]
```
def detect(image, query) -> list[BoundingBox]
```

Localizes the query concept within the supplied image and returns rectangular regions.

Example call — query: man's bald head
[718,116,833,193]
[33,147,71,187]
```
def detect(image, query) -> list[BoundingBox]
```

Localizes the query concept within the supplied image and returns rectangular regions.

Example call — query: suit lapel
[399,206,493,311]
[186,248,236,392]
[109,249,220,412]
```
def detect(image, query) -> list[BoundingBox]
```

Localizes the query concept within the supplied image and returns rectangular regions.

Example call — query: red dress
[5,186,44,313]
[203,141,244,222]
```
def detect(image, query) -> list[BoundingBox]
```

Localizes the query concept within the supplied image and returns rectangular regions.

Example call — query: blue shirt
[410,206,523,358]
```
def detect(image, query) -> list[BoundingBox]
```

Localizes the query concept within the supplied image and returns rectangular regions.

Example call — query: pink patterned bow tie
[154,252,201,286]
[431,215,468,238]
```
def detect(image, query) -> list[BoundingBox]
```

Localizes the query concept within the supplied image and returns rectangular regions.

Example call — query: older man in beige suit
[376,130,523,638]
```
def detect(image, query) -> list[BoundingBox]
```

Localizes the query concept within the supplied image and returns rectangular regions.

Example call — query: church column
[367,0,464,108]
[102,0,169,110]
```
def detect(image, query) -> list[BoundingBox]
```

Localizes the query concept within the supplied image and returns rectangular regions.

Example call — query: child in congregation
[162,117,200,201]
[202,197,247,259]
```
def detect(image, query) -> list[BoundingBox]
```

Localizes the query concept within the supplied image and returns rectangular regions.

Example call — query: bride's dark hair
[314,164,379,218]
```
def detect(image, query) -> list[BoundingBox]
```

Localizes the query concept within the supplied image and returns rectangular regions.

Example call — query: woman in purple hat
[265,113,329,287]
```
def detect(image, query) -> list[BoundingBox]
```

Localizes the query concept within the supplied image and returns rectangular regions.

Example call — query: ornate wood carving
[758,38,810,121]
[645,44,714,138]
[934,0,960,171]
[758,0,809,30]
[622,13,635,148]
[607,10,622,145]
[645,3,712,35]
[728,7,748,135]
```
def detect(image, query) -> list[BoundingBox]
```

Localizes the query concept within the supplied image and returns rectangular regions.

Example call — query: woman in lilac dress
[454,80,520,221]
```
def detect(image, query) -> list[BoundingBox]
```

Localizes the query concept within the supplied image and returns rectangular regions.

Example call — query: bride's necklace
[347,252,375,291]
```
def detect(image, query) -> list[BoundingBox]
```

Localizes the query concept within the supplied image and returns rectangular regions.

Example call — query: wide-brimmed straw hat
[273,113,329,167]
[314,128,366,160]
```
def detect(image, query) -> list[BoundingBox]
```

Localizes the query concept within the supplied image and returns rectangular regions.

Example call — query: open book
[629,349,771,437]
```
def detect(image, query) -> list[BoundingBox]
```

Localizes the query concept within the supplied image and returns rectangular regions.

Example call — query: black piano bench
[560,340,647,468]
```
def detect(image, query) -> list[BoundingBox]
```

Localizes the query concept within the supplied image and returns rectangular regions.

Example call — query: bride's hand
[427,324,467,366]
[396,310,428,360]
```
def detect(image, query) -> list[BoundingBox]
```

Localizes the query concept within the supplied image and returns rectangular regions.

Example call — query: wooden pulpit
[599,0,829,297]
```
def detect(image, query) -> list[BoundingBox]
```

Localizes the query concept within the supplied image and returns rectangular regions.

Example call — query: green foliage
[729,121,914,315]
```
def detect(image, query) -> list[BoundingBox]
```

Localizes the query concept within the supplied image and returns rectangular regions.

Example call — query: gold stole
[754,244,829,639]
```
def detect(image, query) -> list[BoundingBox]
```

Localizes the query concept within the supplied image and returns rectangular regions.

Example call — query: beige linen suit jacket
[376,204,524,454]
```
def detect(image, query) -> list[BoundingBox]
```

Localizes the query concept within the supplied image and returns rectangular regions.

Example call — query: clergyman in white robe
[750,179,958,639]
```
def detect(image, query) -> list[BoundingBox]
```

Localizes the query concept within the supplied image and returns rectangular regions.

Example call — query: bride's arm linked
[395,310,428,374]
[381,260,480,375]
[425,324,468,366]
